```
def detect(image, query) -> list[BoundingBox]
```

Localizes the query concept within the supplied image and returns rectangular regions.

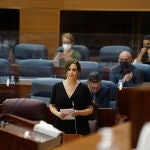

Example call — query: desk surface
[0,114,62,150]
[54,122,131,150]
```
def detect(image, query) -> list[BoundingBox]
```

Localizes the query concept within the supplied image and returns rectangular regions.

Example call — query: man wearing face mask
[134,35,150,64]
[53,33,81,66]
[109,51,144,87]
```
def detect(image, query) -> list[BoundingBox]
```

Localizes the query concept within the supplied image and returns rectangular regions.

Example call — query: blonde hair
[62,33,74,43]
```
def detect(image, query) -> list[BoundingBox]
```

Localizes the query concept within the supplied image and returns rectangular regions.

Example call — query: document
[60,108,75,120]
[33,121,62,138]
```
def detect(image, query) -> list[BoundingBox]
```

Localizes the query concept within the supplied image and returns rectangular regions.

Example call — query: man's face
[88,82,101,94]
[118,52,132,64]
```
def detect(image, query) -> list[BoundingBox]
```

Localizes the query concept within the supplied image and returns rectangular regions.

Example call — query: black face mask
[120,61,131,72]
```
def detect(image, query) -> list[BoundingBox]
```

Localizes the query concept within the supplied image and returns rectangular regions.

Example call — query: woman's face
[62,37,73,51]
[143,40,150,47]
[143,40,150,59]
[66,63,79,80]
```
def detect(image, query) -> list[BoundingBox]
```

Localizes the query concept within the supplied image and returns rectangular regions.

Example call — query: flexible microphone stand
[72,101,78,134]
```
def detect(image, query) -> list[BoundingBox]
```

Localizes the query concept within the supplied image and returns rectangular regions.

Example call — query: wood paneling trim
[61,0,150,11]
[0,0,61,9]
[0,0,20,8]
[20,0,61,9]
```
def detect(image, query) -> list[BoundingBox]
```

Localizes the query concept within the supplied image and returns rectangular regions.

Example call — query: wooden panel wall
[20,8,60,58]
[0,0,150,59]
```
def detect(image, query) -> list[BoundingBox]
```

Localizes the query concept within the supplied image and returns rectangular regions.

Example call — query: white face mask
[62,44,72,51]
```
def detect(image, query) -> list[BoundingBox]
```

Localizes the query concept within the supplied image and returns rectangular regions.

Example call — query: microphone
[72,101,77,134]
[72,101,74,109]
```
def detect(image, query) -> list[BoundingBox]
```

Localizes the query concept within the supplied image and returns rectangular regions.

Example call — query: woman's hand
[62,51,72,61]
[140,48,147,56]
[57,112,69,119]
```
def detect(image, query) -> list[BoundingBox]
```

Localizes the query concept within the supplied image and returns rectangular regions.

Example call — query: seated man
[109,51,144,87]
[87,71,113,108]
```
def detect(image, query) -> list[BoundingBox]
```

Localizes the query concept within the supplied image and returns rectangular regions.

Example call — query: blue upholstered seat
[31,77,63,105]
[0,59,11,83]
[57,44,89,61]
[0,44,10,59]
[99,45,132,68]
[79,61,102,79]
[18,59,54,78]
[133,63,150,83]
[14,43,48,63]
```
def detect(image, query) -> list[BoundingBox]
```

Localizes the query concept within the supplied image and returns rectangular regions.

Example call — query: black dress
[50,82,93,135]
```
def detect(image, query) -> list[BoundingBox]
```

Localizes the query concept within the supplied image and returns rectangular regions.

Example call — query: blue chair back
[19,59,54,78]
[99,45,132,67]
[0,44,10,59]
[0,59,11,83]
[79,61,102,79]
[31,77,63,105]
[14,43,48,63]
[133,64,150,82]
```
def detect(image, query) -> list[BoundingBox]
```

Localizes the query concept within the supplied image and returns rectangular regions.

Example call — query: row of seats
[0,58,102,80]
[1,43,89,62]
[0,58,149,85]
[1,43,133,68]
[1,58,150,82]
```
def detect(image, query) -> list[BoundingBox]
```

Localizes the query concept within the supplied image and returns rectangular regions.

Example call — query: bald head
[118,51,133,63]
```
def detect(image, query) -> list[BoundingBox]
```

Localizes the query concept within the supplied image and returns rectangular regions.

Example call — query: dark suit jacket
[109,64,144,87]
[94,86,112,108]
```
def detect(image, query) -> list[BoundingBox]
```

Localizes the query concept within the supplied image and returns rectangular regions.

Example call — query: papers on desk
[60,108,75,120]
[137,122,150,150]
[33,121,62,138]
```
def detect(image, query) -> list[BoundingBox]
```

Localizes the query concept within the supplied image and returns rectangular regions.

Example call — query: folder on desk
[33,120,62,138]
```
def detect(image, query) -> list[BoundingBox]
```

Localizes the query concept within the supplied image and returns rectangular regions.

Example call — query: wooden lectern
[0,114,62,150]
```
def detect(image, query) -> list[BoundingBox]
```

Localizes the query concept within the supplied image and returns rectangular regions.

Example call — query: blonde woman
[54,33,81,66]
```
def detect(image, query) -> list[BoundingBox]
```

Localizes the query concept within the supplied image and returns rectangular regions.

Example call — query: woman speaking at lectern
[49,59,93,135]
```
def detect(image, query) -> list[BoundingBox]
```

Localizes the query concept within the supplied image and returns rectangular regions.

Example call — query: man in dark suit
[109,51,144,87]
[87,71,113,108]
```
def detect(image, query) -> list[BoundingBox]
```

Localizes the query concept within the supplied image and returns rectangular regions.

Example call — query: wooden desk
[0,83,31,103]
[54,122,131,150]
[117,87,135,121]
[0,114,62,150]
